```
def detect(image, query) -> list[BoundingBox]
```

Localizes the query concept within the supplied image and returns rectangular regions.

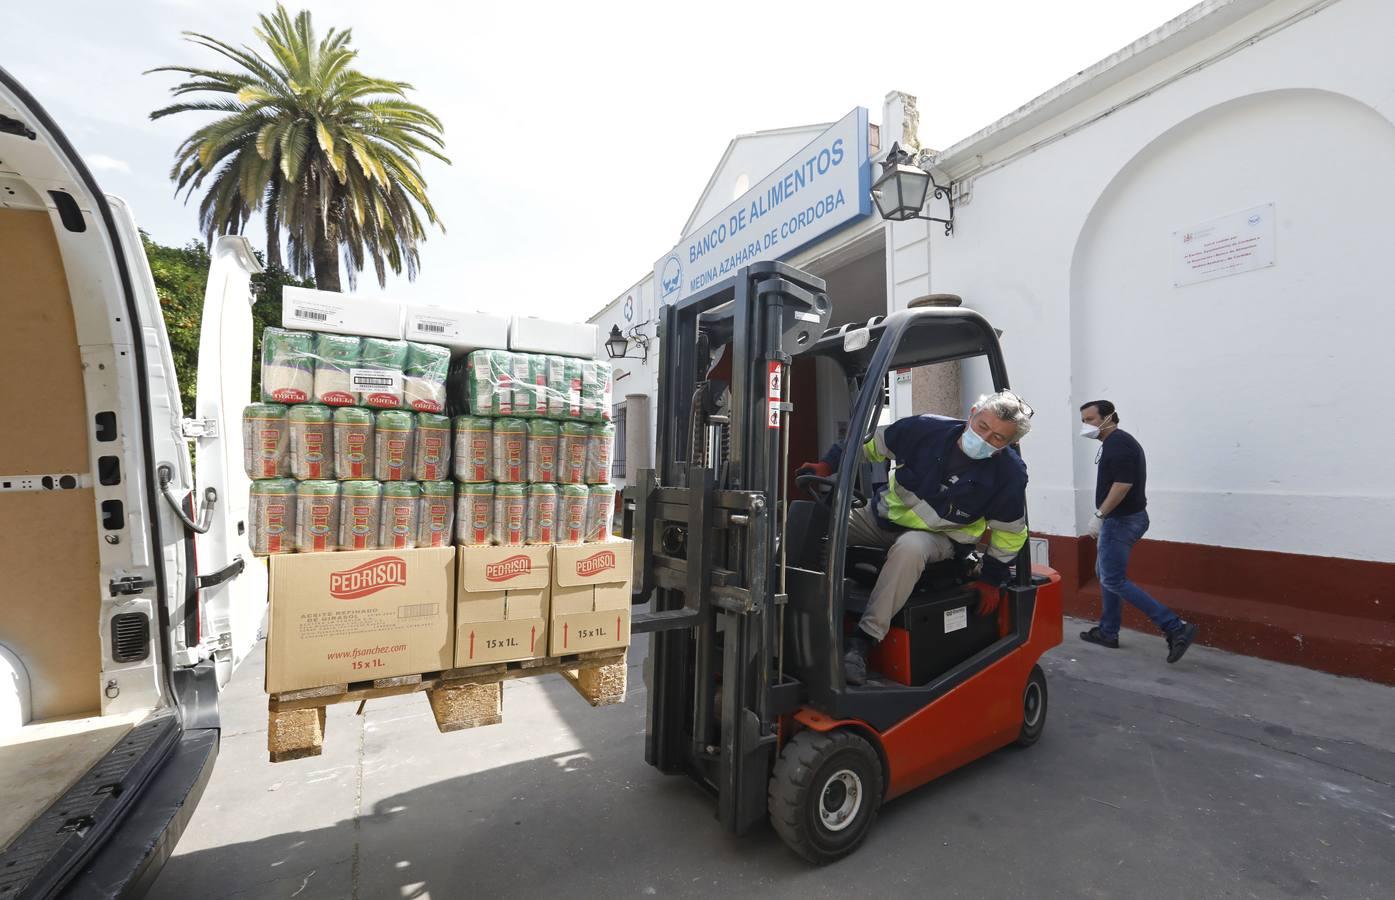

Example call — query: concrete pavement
[147,620,1395,899]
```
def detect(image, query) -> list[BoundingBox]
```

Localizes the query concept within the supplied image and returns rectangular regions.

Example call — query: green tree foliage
[147,4,449,292]
[143,232,311,413]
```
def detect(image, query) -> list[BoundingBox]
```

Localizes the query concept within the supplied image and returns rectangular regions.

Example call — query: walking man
[1078,400,1197,663]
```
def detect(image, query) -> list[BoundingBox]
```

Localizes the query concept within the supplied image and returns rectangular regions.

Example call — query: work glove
[796,460,832,478]
[1088,513,1103,540]
[975,585,1008,616]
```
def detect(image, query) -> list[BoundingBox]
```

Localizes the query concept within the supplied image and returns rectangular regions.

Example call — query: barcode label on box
[350,368,403,392]
[408,315,457,338]
[398,603,439,620]
[295,309,329,322]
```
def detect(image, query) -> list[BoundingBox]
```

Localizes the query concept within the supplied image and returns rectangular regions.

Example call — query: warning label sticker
[943,606,968,634]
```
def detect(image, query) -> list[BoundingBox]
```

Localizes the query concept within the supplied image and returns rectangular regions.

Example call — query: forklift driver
[799,391,1034,685]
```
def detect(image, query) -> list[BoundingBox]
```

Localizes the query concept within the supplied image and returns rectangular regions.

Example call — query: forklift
[624,261,1064,863]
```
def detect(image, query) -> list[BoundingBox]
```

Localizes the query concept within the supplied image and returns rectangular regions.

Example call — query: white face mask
[1080,412,1115,440]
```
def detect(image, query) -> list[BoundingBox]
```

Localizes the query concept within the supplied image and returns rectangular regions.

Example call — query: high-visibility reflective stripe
[882,475,988,544]
[863,427,891,463]
[988,524,1029,561]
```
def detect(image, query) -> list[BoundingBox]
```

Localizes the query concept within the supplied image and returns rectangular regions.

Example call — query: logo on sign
[1248,214,1261,226]
[576,550,617,577]
[624,294,634,322]
[485,555,532,582]
[330,557,407,599]
[660,256,682,300]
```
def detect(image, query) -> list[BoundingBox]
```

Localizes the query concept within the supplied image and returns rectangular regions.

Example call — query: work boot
[1166,622,1198,664]
[1079,626,1119,649]
[843,630,876,686]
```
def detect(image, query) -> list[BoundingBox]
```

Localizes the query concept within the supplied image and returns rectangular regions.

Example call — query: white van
[0,69,262,897]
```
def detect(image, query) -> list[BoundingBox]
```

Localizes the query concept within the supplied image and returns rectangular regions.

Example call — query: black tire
[768,729,884,865]
[1015,664,1048,747]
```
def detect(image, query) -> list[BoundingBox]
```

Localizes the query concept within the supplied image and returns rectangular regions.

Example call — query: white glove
[1088,513,1103,540]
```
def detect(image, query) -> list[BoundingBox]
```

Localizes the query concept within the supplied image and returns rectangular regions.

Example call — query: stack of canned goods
[244,328,457,557]
[446,349,617,548]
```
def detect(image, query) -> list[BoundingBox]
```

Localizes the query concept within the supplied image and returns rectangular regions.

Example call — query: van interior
[0,204,133,849]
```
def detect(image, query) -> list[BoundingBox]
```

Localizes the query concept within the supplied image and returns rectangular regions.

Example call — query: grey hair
[975,390,1034,440]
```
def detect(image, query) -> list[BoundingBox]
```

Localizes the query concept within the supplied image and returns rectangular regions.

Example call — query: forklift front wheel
[1014,664,1049,747]
[768,729,884,865]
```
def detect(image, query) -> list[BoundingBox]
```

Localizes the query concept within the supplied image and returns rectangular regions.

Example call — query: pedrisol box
[266,547,455,694]
[549,539,633,655]
[455,544,551,666]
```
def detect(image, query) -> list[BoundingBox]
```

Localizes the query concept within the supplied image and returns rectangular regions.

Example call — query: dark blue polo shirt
[1096,429,1147,516]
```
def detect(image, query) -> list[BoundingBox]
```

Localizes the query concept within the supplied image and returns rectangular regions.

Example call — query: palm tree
[148,5,449,291]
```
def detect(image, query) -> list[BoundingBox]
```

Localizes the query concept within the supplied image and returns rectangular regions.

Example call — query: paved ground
[148,620,1395,899]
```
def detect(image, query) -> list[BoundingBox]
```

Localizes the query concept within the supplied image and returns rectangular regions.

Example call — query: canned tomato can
[585,423,614,485]
[558,484,589,545]
[338,480,382,551]
[249,478,296,555]
[414,413,452,482]
[243,403,289,479]
[417,481,456,548]
[333,407,374,480]
[374,410,416,482]
[557,422,589,485]
[379,481,419,550]
[295,480,340,553]
[492,418,528,483]
[288,404,334,480]
[493,483,527,546]
[585,484,616,543]
[527,419,559,484]
[455,482,495,546]
[452,416,493,483]
[526,483,558,545]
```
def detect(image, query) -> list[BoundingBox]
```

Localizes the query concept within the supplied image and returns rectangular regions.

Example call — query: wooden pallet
[266,648,628,763]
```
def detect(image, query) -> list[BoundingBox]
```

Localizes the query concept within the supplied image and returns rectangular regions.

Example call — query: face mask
[960,421,998,460]
[1080,423,1101,439]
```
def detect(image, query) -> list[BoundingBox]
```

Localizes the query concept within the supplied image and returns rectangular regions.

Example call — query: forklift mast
[625,262,831,835]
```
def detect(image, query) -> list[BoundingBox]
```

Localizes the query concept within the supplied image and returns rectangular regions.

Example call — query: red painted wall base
[1043,534,1395,685]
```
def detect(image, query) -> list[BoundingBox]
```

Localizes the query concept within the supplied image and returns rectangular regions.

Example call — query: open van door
[191,236,266,687]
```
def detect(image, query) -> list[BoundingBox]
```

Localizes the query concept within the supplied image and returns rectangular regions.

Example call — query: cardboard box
[549,540,633,655]
[455,545,551,665]
[282,285,404,339]
[266,547,454,694]
[404,305,509,352]
[508,315,599,358]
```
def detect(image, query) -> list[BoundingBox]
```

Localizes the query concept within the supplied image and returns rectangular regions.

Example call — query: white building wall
[926,0,1395,562]
[589,274,659,489]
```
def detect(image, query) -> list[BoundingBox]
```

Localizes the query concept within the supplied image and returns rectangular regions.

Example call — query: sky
[6,0,1198,320]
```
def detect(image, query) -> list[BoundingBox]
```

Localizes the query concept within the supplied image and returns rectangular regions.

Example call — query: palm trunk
[312,224,340,292]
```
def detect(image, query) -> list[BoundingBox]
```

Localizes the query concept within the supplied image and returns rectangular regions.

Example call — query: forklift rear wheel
[768,729,883,864]
[1014,665,1048,747]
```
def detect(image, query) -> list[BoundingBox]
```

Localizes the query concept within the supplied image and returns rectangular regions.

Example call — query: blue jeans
[1096,510,1181,639]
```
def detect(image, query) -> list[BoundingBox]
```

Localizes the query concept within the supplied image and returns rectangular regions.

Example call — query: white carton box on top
[404,305,509,352]
[508,316,599,359]
[282,286,404,339]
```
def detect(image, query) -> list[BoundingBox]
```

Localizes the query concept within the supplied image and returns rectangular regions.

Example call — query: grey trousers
[847,505,954,641]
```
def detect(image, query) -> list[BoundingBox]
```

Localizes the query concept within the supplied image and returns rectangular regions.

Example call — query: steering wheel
[795,473,868,509]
